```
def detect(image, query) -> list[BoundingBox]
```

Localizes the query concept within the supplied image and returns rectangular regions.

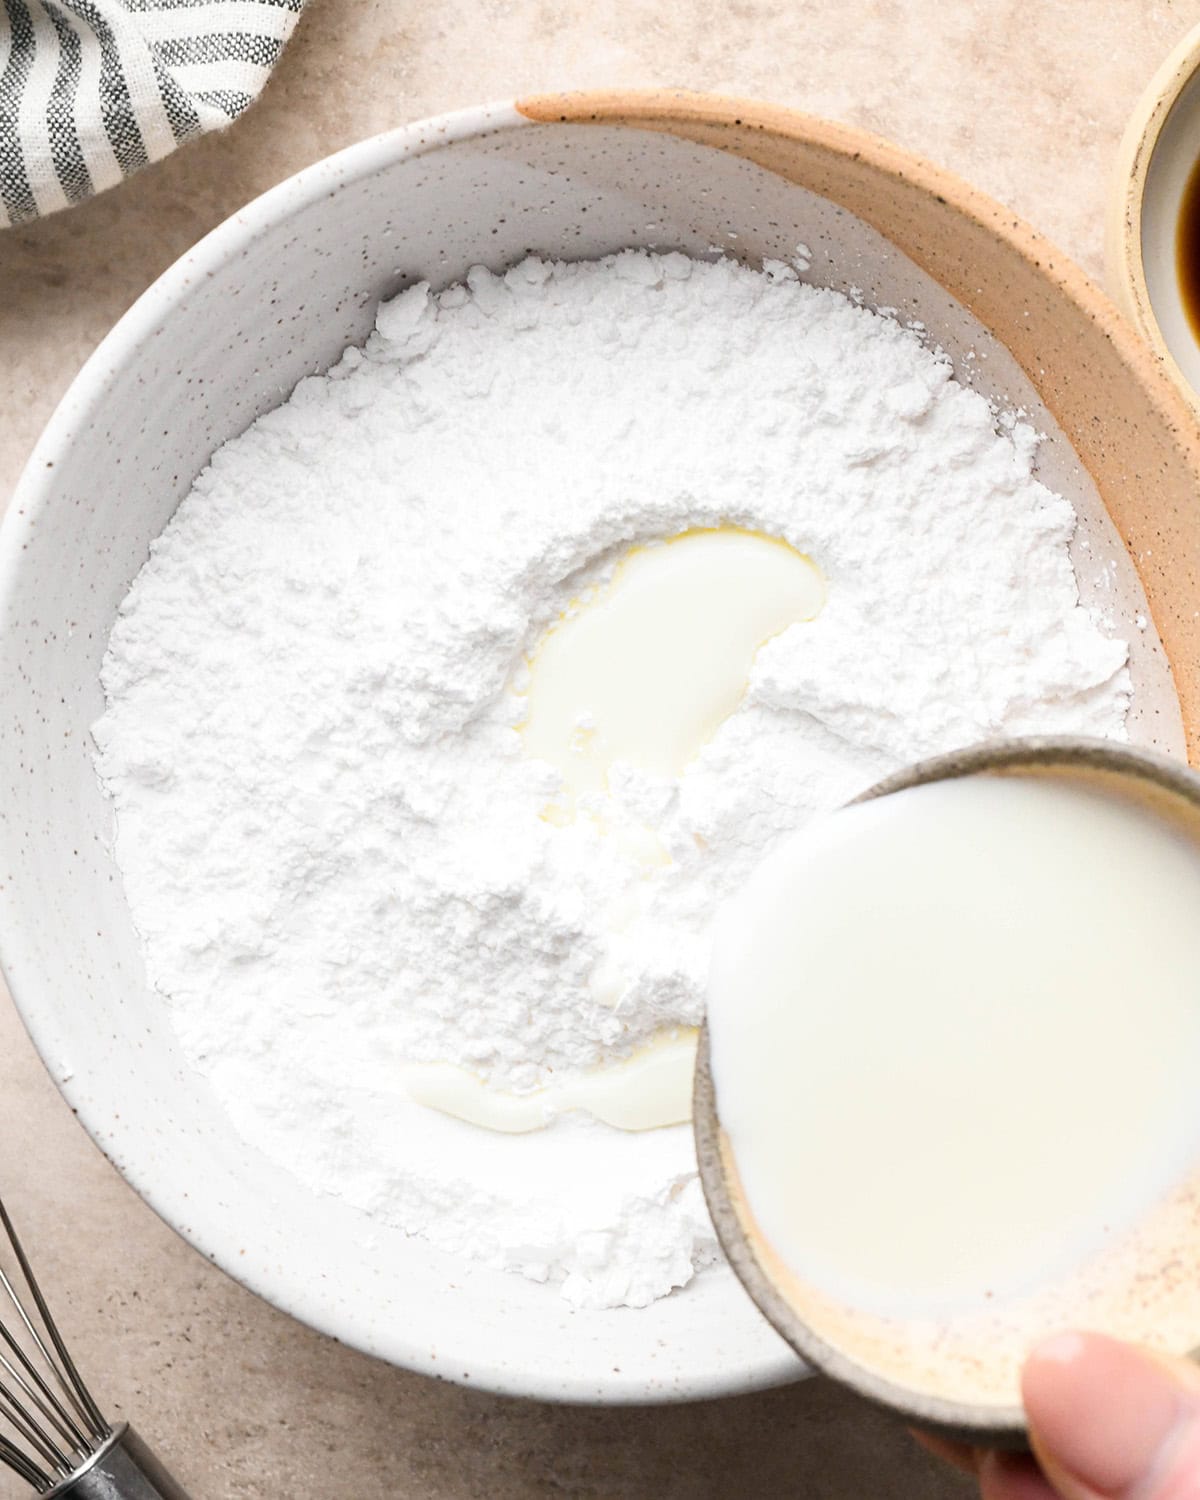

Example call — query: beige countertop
[1,3,1197,1495]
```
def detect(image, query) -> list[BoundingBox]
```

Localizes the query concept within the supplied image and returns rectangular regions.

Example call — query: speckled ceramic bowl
[2,92,1200,1405]
[1108,23,1200,409]
[695,737,1200,1444]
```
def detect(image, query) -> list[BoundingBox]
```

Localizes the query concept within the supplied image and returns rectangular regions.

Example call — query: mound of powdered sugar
[92,250,1131,1309]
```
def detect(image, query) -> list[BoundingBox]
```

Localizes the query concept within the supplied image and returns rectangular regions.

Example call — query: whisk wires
[0,1196,109,1492]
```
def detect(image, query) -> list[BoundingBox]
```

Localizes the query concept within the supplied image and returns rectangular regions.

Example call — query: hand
[918,1332,1200,1499]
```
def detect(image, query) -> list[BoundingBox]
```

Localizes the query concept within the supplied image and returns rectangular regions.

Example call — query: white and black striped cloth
[0,0,306,227]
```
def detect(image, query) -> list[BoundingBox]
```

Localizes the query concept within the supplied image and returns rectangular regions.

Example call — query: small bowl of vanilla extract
[1109,21,1200,409]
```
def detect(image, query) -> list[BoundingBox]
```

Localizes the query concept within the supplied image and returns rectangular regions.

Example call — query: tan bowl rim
[1105,23,1200,408]
[526,88,1200,455]
[693,734,1200,1442]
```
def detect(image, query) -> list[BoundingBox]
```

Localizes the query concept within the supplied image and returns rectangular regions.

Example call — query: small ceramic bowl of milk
[695,736,1200,1444]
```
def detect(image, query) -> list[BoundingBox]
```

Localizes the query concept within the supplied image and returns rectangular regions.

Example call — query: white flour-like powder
[93,251,1131,1309]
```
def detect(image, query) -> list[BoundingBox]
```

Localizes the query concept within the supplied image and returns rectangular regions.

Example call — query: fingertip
[1026,1331,1087,1370]
[1021,1330,1103,1417]
[1022,1331,1193,1497]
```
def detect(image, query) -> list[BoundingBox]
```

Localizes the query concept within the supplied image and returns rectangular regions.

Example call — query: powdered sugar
[92,251,1130,1309]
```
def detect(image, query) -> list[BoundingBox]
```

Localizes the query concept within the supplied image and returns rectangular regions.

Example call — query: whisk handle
[46,1425,191,1500]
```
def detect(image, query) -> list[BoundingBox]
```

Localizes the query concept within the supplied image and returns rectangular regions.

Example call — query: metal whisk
[0,1194,189,1498]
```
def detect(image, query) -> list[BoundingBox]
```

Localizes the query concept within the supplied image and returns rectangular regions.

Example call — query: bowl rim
[1105,22,1200,410]
[694,734,1200,1442]
[2,89,1196,1404]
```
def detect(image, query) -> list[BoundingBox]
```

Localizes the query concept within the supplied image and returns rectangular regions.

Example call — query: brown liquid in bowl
[1176,153,1200,342]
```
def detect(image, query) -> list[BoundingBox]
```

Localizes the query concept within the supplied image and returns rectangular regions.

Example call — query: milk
[400,1029,698,1133]
[707,770,1200,1316]
[520,527,824,798]
[407,528,823,1136]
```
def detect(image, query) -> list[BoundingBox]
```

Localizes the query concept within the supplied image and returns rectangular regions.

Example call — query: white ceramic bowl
[2,94,1198,1404]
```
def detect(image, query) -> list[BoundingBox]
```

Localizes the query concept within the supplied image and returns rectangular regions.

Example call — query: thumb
[1022,1332,1200,1500]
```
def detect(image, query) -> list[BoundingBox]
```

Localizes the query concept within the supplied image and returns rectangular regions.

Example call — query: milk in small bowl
[697,738,1200,1443]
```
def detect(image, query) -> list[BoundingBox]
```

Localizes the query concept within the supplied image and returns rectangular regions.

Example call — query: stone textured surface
[1,3,1198,1495]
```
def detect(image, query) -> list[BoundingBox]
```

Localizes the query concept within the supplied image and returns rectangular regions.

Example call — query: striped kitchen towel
[0,0,307,228]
